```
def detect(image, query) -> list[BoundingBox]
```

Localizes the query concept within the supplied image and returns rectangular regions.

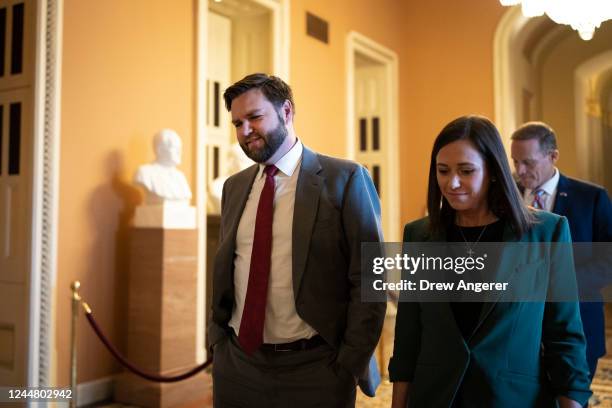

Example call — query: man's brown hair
[223,73,295,113]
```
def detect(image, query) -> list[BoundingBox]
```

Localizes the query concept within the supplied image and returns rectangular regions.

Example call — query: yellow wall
[290,0,505,226]
[290,0,404,158]
[55,0,506,386]
[540,23,612,178]
[58,0,195,384]
[397,0,505,223]
[605,85,612,192]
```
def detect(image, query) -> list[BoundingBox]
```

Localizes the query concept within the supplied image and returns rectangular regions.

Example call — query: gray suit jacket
[208,146,386,378]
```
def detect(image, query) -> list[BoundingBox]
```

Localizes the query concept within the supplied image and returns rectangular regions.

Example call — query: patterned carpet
[97,356,612,408]
[356,366,612,407]
[98,310,612,407]
[589,358,612,407]
[354,312,612,407]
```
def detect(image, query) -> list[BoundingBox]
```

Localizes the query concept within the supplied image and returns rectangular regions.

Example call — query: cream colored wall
[605,87,612,191]
[539,23,612,178]
[58,0,195,384]
[514,33,539,123]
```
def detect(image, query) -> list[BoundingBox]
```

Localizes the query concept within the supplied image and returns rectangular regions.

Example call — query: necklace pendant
[458,224,488,259]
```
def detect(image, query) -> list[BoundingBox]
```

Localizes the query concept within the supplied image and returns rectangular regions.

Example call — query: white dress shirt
[229,139,317,343]
[522,167,560,212]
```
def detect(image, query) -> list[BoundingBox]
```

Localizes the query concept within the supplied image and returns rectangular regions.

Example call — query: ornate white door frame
[28,0,62,387]
[346,31,400,241]
[196,0,290,363]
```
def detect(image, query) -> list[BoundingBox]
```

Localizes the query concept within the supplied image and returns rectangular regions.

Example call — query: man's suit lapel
[292,147,324,299]
[553,173,570,215]
[225,165,259,251]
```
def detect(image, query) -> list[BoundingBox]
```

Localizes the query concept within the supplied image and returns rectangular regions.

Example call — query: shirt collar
[257,139,303,178]
[527,167,559,196]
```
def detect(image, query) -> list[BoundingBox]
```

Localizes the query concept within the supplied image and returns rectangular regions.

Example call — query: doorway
[195,0,289,362]
[346,31,399,241]
[0,0,35,387]
[495,7,612,185]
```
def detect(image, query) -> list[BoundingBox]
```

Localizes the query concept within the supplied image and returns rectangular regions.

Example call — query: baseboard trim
[76,375,114,407]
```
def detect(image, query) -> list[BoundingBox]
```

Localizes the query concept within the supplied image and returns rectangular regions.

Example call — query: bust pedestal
[133,201,196,229]
[114,206,207,407]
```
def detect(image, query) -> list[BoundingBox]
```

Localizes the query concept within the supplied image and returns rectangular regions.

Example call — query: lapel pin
[559,192,568,197]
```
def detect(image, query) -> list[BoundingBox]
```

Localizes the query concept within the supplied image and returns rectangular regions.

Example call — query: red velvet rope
[85,311,212,383]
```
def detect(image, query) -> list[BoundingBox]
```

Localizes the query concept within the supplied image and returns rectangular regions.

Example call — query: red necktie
[238,165,278,354]
[532,189,545,209]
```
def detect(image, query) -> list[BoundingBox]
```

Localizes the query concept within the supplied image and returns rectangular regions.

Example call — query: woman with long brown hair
[389,116,591,408]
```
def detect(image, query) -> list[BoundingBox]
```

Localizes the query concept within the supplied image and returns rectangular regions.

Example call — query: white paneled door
[355,60,389,234]
[0,0,34,387]
[205,11,231,205]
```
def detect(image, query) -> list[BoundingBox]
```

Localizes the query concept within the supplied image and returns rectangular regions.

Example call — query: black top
[447,218,505,339]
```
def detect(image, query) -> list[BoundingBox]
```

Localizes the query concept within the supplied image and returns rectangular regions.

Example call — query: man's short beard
[240,113,288,163]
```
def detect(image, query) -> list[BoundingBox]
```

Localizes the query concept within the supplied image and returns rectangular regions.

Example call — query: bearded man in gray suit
[208,73,386,407]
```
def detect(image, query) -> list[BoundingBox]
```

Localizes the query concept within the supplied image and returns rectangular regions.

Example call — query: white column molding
[29,0,63,388]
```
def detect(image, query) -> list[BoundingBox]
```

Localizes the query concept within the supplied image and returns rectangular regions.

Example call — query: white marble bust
[134,129,192,205]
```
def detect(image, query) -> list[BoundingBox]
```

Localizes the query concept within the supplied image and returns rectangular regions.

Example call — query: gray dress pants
[212,335,357,408]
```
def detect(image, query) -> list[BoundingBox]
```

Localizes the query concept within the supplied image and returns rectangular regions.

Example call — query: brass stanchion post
[70,281,81,408]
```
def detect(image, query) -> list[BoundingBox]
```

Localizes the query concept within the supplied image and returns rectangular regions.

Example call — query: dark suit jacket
[389,212,592,407]
[522,174,612,361]
[208,146,386,378]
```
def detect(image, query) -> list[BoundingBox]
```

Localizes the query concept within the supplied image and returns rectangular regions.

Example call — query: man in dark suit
[511,121,612,381]
[208,73,386,407]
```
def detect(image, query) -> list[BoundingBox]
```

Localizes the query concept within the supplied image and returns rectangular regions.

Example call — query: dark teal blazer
[389,211,592,407]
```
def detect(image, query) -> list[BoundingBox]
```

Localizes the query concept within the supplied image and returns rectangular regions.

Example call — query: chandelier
[499,0,612,41]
